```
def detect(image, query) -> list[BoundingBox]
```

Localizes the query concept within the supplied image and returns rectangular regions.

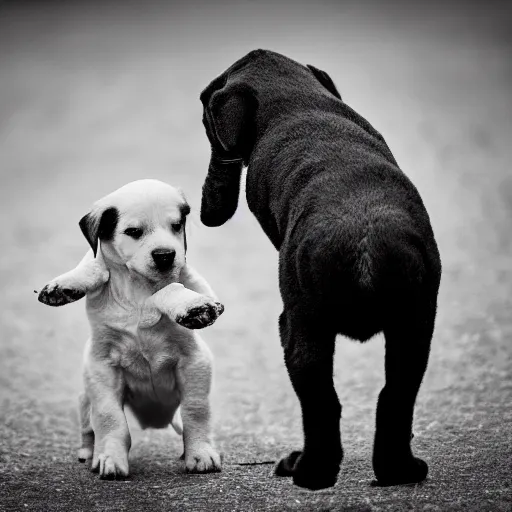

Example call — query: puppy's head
[79,180,190,283]
[199,49,342,227]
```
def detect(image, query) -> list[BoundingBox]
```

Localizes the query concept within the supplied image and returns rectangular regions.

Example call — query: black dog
[199,49,441,490]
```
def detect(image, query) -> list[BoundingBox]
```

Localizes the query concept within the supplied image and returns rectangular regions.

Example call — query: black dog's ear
[201,81,257,158]
[199,80,258,227]
[307,64,342,100]
[79,206,119,257]
[208,85,255,154]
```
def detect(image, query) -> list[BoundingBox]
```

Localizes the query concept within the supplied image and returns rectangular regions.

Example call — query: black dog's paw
[177,301,224,330]
[275,450,301,477]
[275,451,340,490]
[373,455,428,487]
[38,282,86,306]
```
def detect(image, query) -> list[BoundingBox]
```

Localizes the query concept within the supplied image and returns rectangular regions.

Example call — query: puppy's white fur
[39,179,223,479]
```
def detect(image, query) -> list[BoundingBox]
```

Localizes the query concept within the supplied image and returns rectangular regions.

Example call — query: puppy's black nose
[151,248,175,272]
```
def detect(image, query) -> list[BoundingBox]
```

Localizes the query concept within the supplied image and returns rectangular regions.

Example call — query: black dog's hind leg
[275,308,342,490]
[372,300,435,486]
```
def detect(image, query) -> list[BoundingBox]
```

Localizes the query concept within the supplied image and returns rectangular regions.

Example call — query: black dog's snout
[151,248,175,271]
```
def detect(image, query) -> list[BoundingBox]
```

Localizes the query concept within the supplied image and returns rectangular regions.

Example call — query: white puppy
[38,179,224,479]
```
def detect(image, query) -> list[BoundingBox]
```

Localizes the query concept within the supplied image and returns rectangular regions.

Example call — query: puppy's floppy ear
[307,64,342,100]
[200,79,258,227]
[79,206,119,257]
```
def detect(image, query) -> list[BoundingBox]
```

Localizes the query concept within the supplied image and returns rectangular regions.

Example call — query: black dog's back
[249,106,441,341]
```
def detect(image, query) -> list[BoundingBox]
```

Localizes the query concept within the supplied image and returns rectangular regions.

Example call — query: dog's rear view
[199,50,442,490]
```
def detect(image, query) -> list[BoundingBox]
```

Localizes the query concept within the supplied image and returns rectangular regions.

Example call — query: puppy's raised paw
[38,282,85,307]
[177,300,224,330]
[185,443,222,473]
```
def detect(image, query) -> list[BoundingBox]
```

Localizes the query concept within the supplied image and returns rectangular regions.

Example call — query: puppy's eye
[124,227,143,239]
[171,222,182,233]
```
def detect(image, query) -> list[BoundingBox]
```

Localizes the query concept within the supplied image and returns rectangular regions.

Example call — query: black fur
[79,207,119,256]
[306,64,342,100]
[200,79,257,227]
[199,50,442,490]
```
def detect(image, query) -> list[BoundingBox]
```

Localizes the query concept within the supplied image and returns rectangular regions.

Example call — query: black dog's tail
[355,210,427,294]
[295,209,429,341]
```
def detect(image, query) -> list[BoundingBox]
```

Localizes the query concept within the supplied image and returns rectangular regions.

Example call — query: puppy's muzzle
[151,248,175,272]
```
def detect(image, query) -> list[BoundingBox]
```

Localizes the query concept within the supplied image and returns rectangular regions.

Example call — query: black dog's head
[199,49,342,227]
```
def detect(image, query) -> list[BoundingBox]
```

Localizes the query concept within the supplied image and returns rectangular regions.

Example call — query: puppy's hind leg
[372,297,436,486]
[275,308,342,490]
[78,392,94,463]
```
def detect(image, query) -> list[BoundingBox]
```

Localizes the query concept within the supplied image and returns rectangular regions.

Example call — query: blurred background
[0,1,510,510]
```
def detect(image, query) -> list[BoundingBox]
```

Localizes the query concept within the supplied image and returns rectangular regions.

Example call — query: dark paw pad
[38,284,85,306]
[177,301,224,329]
[373,456,428,487]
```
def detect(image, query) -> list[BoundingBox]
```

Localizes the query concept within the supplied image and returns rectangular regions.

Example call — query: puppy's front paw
[185,444,222,473]
[38,281,85,306]
[177,299,224,330]
[92,453,129,480]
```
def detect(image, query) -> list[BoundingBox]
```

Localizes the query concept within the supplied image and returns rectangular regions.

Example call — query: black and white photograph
[0,0,510,510]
